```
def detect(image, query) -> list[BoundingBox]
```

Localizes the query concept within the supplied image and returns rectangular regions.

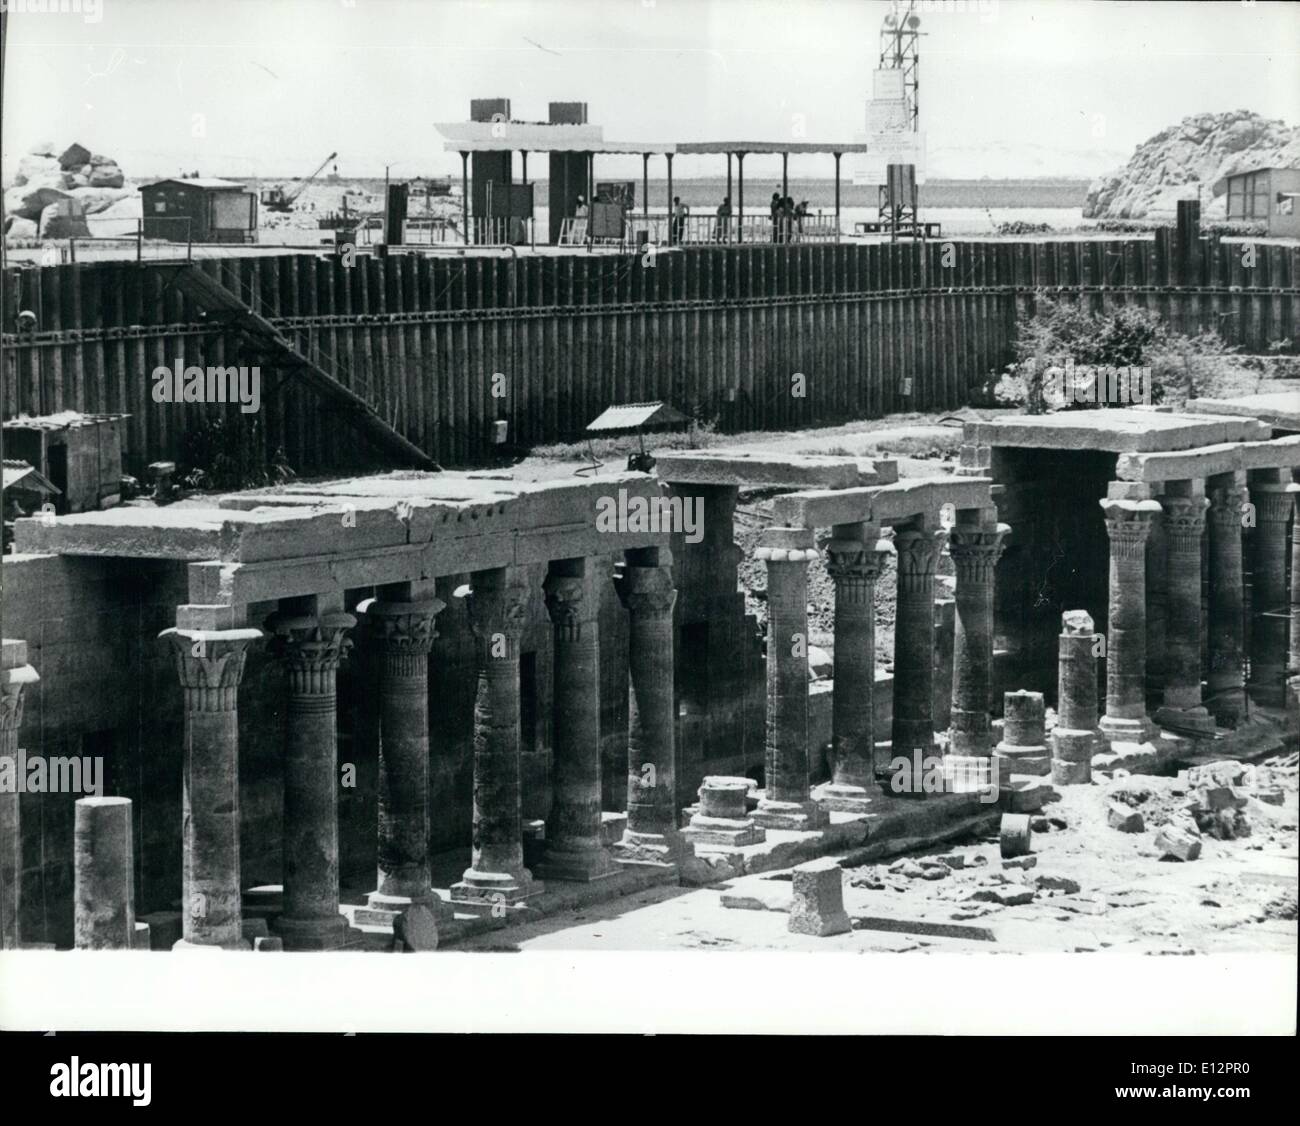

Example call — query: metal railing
[560,212,843,249]
[68,218,194,262]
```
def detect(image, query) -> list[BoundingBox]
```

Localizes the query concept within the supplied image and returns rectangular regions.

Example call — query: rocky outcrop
[6,141,130,237]
[1084,110,1300,220]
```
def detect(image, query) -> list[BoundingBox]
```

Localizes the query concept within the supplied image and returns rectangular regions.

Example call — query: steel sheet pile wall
[3,234,1296,472]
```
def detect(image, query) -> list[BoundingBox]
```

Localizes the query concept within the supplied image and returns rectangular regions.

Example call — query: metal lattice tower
[878,1,921,132]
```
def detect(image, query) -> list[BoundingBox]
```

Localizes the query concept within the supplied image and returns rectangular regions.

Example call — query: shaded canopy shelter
[438,130,867,244]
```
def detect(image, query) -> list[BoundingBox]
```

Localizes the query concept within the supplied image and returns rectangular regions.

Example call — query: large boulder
[14,153,61,186]
[5,181,71,220]
[87,160,125,189]
[68,186,132,214]
[58,142,92,171]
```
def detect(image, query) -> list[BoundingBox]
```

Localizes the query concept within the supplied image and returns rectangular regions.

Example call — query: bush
[995,297,1237,413]
[181,413,296,491]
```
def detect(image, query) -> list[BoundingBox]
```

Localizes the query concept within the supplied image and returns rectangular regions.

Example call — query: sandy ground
[456,754,1298,955]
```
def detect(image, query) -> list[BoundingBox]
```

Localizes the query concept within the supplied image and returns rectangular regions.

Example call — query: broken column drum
[996,689,1049,776]
[74,796,136,950]
[1050,611,1101,785]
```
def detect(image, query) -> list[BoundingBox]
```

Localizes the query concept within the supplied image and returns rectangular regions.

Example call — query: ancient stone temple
[2,405,1294,950]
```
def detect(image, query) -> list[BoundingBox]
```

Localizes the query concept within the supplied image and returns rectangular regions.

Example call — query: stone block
[1052,758,1092,786]
[1154,825,1202,862]
[394,903,441,951]
[1107,804,1145,832]
[788,858,852,937]
[1033,873,1081,894]
[253,936,283,952]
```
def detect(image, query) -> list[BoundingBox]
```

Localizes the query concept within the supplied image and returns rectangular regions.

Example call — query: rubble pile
[4,141,132,241]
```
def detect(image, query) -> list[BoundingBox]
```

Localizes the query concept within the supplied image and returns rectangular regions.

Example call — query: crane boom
[282,150,338,206]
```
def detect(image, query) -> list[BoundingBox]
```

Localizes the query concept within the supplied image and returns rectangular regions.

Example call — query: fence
[2,232,1296,473]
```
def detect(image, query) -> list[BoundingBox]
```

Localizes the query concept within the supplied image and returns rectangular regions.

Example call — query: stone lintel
[770,477,993,529]
[1184,393,1300,432]
[1116,435,1300,483]
[652,450,863,489]
[963,411,1269,454]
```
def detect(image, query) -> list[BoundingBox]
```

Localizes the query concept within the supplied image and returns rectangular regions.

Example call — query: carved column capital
[468,571,530,657]
[1159,496,1209,552]
[1252,482,1300,525]
[947,522,1010,584]
[615,563,677,619]
[544,572,595,640]
[1100,499,1159,561]
[893,527,946,594]
[1208,482,1249,528]
[822,535,891,606]
[160,627,262,712]
[366,599,442,654]
[266,611,356,681]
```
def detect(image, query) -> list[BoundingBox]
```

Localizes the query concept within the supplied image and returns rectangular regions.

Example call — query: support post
[460,151,469,245]
[1206,472,1248,724]
[1,640,38,950]
[1152,486,1214,735]
[363,585,450,922]
[160,625,263,949]
[1098,496,1160,747]
[887,522,946,792]
[753,528,827,829]
[539,558,618,881]
[452,566,538,904]
[613,547,681,864]
[815,524,891,812]
[266,599,357,949]
[737,152,745,243]
[1248,471,1297,707]
[947,511,1009,756]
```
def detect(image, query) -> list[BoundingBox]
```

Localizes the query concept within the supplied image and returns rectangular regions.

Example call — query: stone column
[1,640,39,950]
[1206,472,1248,724]
[1051,611,1102,785]
[452,566,538,903]
[364,587,450,918]
[996,690,1049,775]
[266,603,356,950]
[539,558,618,881]
[1144,505,1167,698]
[160,625,262,949]
[1289,485,1300,729]
[887,523,946,791]
[947,514,1010,756]
[1248,472,1297,707]
[1098,497,1160,747]
[753,527,826,830]
[817,524,891,813]
[1152,489,1214,735]
[613,546,681,865]
[74,797,135,950]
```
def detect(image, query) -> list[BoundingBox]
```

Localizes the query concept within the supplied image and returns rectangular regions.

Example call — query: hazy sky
[2,0,1298,181]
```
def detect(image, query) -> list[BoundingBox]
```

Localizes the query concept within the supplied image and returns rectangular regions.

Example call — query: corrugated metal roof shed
[585,401,690,433]
[2,460,60,495]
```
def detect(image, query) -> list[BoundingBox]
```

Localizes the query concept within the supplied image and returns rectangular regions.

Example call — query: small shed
[1218,166,1300,238]
[140,177,258,243]
[2,411,128,513]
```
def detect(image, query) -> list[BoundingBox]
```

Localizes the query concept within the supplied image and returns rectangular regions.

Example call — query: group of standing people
[770,192,808,242]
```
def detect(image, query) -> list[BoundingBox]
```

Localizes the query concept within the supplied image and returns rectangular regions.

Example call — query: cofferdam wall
[2,234,1297,472]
